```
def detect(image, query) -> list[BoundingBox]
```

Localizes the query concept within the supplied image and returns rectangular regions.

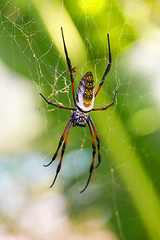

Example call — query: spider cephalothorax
[40,27,117,193]
[72,109,89,127]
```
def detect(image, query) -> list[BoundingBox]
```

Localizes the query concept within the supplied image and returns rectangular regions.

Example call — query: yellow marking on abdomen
[83,80,94,107]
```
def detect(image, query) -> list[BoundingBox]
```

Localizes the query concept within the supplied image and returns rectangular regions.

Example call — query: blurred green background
[0,0,160,239]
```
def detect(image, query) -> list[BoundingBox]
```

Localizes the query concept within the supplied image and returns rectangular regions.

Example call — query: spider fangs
[40,27,117,193]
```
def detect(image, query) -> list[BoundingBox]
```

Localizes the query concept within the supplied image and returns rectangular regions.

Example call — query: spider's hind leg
[95,33,111,97]
[61,27,76,106]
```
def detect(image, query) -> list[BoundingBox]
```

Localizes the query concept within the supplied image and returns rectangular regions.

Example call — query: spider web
[0,0,160,240]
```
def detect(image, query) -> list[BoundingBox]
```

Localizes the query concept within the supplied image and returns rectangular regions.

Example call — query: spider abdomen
[76,71,95,112]
[72,109,89,127]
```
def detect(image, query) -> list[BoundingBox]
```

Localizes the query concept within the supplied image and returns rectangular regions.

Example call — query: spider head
[72,109,89,127]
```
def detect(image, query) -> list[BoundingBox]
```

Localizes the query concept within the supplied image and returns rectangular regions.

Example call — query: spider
[63,66,79,75]
[40,27,117,193]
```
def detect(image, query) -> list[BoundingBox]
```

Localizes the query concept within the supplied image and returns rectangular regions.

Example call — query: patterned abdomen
[76,72,95,112]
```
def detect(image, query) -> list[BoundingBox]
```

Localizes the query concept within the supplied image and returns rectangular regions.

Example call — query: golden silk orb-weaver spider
[40,27,117,193]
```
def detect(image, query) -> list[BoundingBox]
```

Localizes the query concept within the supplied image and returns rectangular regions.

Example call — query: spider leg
[40,93,75,111]
[95,34,111,97]
[92,90,117,111]
[44,115,73,167]
[89,116,101,168]
[61,27,76,106]
[80,119,96,193]
[49,119,72,188]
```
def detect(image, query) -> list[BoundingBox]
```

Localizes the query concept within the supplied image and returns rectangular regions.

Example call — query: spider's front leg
[49,120,72,188]
[43,115,73,167]
[80,119,96,193]
[89,116,101,168]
